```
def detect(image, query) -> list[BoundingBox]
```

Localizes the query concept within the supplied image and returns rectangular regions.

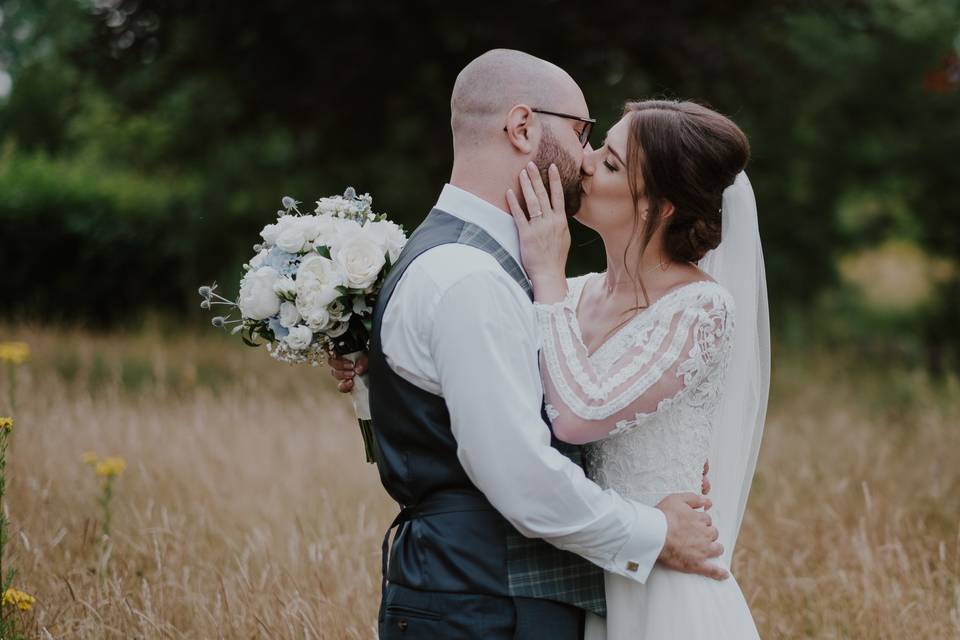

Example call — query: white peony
[331,218,363,245]
[283,324,314,350]
[295,255,344,330]
[237,267,282,320]
[332,231,386,290]
[275,214,299,230]
[296,255,344,297]
[279,301,301,328]
[249,248,269,269]
[307,215,342,250]
[364,220,407,263]
[297,215,331,243]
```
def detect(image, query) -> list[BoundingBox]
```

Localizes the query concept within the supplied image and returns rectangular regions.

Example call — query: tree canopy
[1,0,958,367]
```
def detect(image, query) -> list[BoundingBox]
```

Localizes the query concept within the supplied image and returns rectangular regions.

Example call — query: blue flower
[268,316,289,340]
[263,248,300,277]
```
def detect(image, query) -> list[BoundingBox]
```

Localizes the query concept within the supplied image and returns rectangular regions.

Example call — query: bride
[506,99,770,639]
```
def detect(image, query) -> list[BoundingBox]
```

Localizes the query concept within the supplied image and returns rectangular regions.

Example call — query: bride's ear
[504,104,535,154]
[658,200,676,221]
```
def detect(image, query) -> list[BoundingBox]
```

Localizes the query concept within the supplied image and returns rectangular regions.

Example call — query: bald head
[451,49,582,152]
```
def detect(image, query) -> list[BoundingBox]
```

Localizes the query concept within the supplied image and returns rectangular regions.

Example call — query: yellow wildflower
[82,451,98,465]
[0,417,12,433]
[95,456,126,478]
[0,342,29,365]
[2,587,36,612]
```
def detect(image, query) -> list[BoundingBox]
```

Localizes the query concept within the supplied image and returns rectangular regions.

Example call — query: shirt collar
[435,184,523,269]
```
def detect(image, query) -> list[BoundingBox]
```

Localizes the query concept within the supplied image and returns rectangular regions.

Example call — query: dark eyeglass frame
[503,108,597,148]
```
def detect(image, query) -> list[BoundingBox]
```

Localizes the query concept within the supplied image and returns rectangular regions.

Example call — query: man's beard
[533,124,583,216]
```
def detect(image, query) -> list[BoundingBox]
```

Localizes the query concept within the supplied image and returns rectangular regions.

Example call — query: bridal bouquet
[198,188,406,462]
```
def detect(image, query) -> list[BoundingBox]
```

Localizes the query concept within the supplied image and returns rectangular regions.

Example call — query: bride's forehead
[601,117,631,148]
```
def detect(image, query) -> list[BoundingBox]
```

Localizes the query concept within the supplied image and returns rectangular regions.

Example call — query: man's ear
[504,104,535,154]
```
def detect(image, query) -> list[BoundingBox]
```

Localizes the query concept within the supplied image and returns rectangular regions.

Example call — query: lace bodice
[537,274,736,506]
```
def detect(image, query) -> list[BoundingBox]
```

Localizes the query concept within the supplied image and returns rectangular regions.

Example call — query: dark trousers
[379,583,585,640]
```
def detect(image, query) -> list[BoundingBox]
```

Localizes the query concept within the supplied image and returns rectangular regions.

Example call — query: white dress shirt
[379,183,668,583]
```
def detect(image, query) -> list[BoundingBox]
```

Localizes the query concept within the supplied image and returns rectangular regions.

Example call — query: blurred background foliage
[0,0,958,370]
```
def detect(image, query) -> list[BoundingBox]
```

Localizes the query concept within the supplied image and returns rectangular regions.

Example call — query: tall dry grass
[1,323,958,638]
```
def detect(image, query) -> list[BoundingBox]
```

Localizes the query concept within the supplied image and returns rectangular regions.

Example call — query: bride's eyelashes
[603,158,619,172]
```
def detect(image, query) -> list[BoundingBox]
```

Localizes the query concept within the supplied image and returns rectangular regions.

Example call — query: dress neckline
[571,274,718,360]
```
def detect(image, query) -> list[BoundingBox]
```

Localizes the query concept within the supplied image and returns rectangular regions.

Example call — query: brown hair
[622,99,749,305]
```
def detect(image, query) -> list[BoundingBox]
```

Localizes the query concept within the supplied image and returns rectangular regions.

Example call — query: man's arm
[429,269,725,582]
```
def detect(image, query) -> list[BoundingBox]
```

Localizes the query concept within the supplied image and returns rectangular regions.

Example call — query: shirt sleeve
[536,283,735,445]
[429,268,667,583]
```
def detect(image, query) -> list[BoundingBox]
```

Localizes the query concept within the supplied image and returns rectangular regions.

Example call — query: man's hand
[656,492,729,581]
[328,353,368,393]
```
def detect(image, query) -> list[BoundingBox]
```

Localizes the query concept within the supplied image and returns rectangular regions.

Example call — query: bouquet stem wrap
[345,351,376,463]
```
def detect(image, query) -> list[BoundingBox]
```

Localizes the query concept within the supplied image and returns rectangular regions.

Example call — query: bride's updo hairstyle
[624,100,749,265]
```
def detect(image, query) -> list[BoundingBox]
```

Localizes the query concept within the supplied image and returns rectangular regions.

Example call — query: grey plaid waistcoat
[368,208,606,617]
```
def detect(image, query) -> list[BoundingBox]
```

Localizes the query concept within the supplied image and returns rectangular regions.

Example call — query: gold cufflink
[626,561,639,572]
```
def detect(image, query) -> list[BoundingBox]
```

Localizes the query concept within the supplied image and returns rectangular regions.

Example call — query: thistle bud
[343,186,357,200]
[211,316,226,328]
[282,196,300,211]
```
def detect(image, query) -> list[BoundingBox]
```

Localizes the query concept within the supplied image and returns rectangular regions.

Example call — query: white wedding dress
[537,273,761,640]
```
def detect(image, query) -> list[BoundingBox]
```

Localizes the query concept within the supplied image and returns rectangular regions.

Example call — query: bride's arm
[503,163,733,443]
[538,289,733,444]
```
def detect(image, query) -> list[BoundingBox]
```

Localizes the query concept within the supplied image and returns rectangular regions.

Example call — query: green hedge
[0,149,212,325]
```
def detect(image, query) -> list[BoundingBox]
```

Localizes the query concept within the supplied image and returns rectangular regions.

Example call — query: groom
[330,49,726,639]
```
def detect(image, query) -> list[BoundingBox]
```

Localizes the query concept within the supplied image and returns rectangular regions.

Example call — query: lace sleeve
[537,282,735,444]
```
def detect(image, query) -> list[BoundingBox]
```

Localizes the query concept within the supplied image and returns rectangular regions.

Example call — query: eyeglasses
[503,108,597,148]
[533,109,596,147]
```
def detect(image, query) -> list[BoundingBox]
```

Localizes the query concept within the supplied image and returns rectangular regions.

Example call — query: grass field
[1,323,958,638]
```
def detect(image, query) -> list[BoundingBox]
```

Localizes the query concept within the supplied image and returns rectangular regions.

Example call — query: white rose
[276,223,308,254]
[237,267,281,320]
[279,301,301,328]
[260,223,280,246]
[295,255,344,329]
[365,220,407,263]
[302,305,331,331]
[332,232,386,290]
[273,276,296,298]
[328,299,352,323]
[283,324,314,350]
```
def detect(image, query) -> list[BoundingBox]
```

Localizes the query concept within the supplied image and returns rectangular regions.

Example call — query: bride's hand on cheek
[507,162,571,303]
